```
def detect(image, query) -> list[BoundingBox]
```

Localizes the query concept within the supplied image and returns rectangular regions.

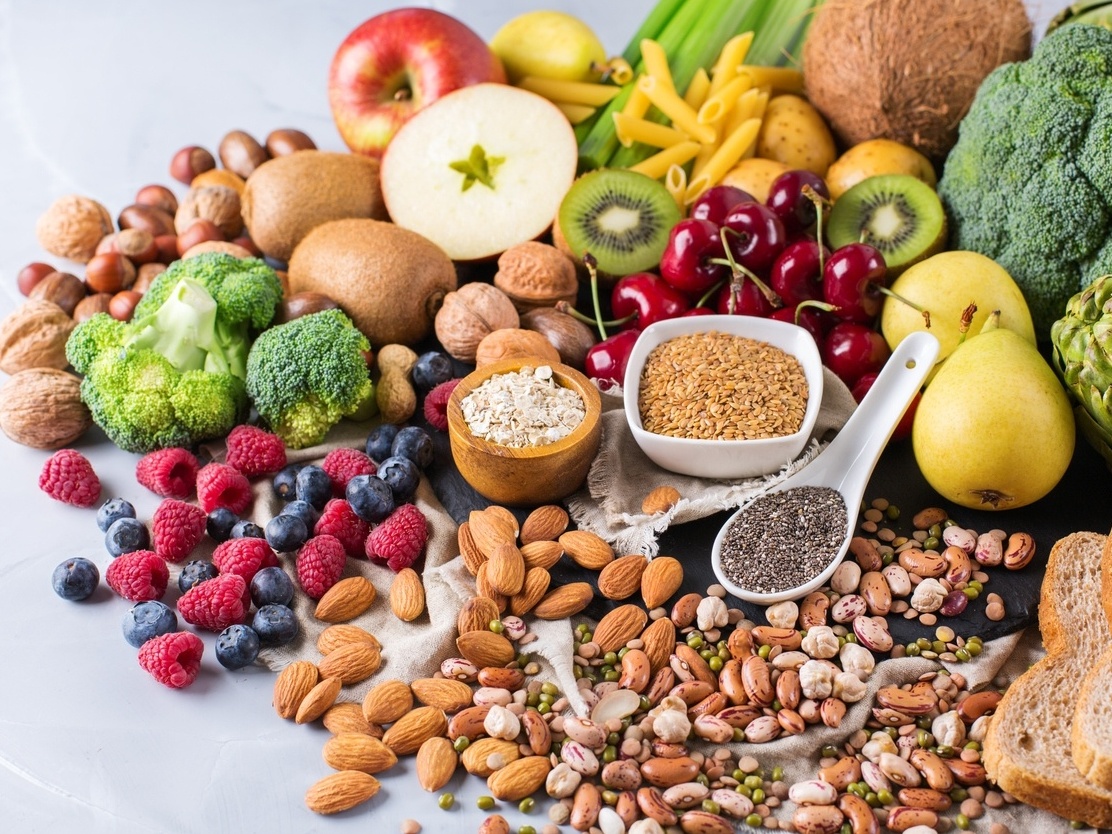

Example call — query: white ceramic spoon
[711,330,941,604]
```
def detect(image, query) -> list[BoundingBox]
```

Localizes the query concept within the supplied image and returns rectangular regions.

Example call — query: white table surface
[0,2,1062,832]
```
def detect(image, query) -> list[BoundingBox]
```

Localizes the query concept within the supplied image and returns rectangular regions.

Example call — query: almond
[597,554,648,600]
[317,624,381,656]
[520,504,569,544]
[415,736,458,792]
[487,541,526,596]
[475,561,509,612]
[456,629,516,668]
[323,702,380,737]
[382,706,448,756]
[295,676,343,724]
[410,678,474,714]
[641,485,681,515]
[640,617,677,673]
[487,755,553,801]
[323,732,399,774]
[362,679,413,725]
[317,642,382,686]
[509,566,551,617]
[314,576,377,623]
[458,521,486,576]
[458,596,501,636]
[274,660,319,720]
[641,556,684,609]
[559,529,614,570]
[469,508,517,557]
[593,604,649,653]
[533,582,594,619]
[520,539,564,570]
[461,737,520,776]
[484,504,520,539]
[305,770,380,815]
[389,567,425,622]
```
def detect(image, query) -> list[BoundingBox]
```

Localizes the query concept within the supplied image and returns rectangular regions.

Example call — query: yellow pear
[490,11,606,83]
[912,316,1075,510]
[826,139,937,201]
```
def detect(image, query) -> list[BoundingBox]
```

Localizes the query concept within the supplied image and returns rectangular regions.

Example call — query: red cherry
[768,305,834,345]
[766,169,830,233]
[715,278,775,317]
[659,218,728,295]
[689,184,756,226]
[611,273,690,330]
[851,371,920,441]
[682,306,716,317]
[770,240,829,308]
[584,329,642,390]
[720,202,787,273]
[822,242,887,323]
[822,322,891,388]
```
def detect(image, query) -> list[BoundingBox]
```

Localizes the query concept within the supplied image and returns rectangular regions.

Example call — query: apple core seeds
[460,364,585,448]
[637,331,808,441]
[719,486,848,594]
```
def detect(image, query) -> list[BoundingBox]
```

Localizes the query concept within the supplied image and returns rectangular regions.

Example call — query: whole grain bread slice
[982,530,1112,829]
[1071,533,1112,790]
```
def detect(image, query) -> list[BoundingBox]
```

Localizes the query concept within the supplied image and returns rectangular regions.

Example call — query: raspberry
[224,425,287,478]
[135,447,199,499]
[38,449,101,508]
[211,536,278,584]
[105,550,169,602]
[365,502,428,572]
[151,499,208,562]
[314,498,371,558]
[138,631,204,689]
[295,534,347,599]
[196,463,253,515]
[321,447,377,497]
[178,572,250,632]
[423,378,461,432]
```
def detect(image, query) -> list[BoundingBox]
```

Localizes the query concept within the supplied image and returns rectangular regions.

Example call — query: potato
[756,94,837,178]
[825,138,938,201]
[720,158,789,205]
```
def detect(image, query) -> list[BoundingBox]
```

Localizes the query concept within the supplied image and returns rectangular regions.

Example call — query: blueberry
[295,464,332,509]
[96,498,136,533]
[253,603,299,646]
[105,517,150,557]
[265,514,308,553]
[272,463,303,502]
[231,519,266,539]
[412,351,454,391]
[215,624,261,670]
[206,507,239,542]
[346,474,396,523]
[391,426,434,470]
[377,455,420,502]
[51,557,99,601]
[281,499,319,531]
[178,559,219,593]
[121,600,178,648]
[365,423,400,462]
[250,566,295,608]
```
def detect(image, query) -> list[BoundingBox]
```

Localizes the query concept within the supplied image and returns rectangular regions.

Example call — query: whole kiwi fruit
[287,218,457,347]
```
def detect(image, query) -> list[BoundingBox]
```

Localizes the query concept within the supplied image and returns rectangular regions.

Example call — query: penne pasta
[620,83,652,120]
[685,118,762,203]
[517,76,622,108]
[697,73,753,125]
[612,112,690,149]
[664,164,688,211]
[724,87,768,135]
[555,102,599,125]
[737,65,805,96]
[628,140,702,180]
[683,68,711,110]
[606,56,635,86]
[707,32,754,96]
[639,38,674,91]
[637,74,716,145]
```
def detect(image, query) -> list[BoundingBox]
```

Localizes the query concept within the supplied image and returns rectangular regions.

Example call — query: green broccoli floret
[938,23,1112,338]
[245,309,374,449]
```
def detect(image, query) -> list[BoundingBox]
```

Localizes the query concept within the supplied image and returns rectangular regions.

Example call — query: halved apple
[380,83,579,262]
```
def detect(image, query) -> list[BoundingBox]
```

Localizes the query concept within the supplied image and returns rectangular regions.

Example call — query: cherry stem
[555,300,635,329]
[696,278,727,309]
[714,226,783,308]
[875,285,932,329]
[803,184,829,275]
[584,253,608,341]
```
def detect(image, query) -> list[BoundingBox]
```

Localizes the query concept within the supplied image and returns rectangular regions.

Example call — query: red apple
[328,8,506,157]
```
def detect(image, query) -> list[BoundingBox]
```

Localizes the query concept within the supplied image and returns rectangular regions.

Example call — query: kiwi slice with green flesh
[826,174,947,272]
[557,168,682,277]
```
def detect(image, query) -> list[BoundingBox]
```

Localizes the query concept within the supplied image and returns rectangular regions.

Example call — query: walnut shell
[0,368,91,449]
[175,184,244,238]
[493,241,578,311]
[434,282,519,363]
[0,300,76,375]
[35,195,115,263]
[520,307,597,370]
[474,328,561,369]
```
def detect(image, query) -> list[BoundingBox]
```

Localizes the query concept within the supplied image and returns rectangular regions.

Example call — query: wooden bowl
[447,357,603,507]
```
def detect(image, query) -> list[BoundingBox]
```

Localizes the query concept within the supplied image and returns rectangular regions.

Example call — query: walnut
[174,184,244,238]
[493,241,578,311]
[519,306,596,370]
[474,328,560,369]
[0,368,91,449]
[35,195,114,263]
[0,300,76,375]
[434,282,519,362]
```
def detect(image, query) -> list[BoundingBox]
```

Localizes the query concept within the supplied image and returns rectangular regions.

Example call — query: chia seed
[719,486,848,594]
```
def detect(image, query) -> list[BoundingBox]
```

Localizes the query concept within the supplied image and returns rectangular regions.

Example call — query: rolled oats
[460,364,585,447]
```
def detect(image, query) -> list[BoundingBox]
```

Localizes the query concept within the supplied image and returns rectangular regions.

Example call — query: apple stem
[584,253,608,341]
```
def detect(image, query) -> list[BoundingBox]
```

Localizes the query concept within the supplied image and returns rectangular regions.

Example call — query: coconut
[802,0,1032,162]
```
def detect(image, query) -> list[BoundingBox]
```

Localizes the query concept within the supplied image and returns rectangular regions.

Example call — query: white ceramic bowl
[622,315,824,479]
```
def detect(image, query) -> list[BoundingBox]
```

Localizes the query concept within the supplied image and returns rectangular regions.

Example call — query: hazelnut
[35,195,114,263]
[73,293,114,323]
[0,299,76,374]
[520,307,597,370]
[85,252,137,294]
[474,328,561,368]
[230,235,261,257]
[493,241,579,311]
[176,218,224,257]
[135,184,179,216]
[17,262,56,297]
[434,282,520,363]
[28,271,85,316]
[170,145,216,185]
[276,291,339,324]
[265,128,317,157]
[180,240,253,260]
[118,203,176,238]
[109,291,142,322]
[190,167,246,196]
[114,228,159,264]
[218,130,269,179]
[134,262,167,294]
[0,368,92,449]
[175,185,243,238]
[154,234,180,265]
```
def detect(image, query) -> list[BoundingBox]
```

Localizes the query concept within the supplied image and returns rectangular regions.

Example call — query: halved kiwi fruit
[556,168,682,277]
[826,174,947,273]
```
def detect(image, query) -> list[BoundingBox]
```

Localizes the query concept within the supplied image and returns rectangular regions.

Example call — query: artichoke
[1051,273,1112,467]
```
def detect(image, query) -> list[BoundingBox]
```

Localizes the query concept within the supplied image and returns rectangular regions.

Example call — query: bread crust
[1071,533,1112,792]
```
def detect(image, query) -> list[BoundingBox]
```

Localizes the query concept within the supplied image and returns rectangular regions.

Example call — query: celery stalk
[619,0,688,65]
[745,0,818,67]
